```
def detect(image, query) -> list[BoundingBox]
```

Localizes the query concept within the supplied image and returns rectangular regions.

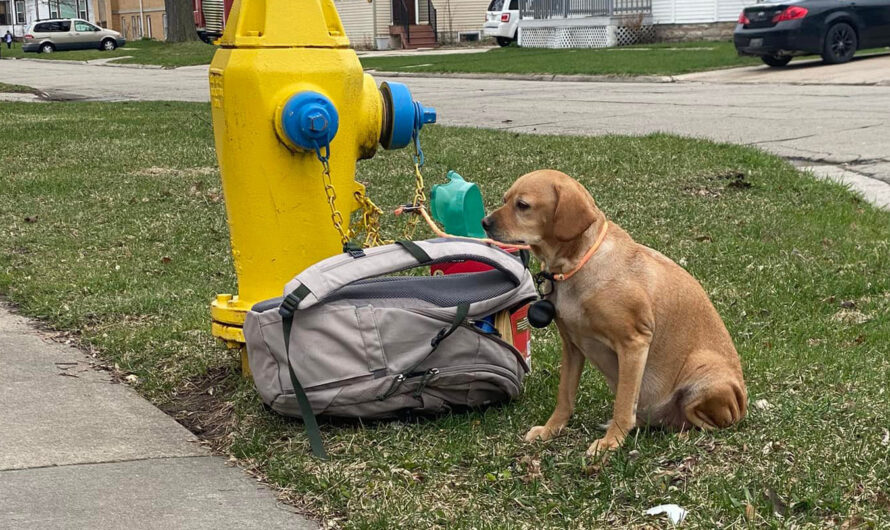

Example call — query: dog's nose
[481,216,493,231]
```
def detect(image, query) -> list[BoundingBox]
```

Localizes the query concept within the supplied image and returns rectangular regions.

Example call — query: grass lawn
[0,82,38,93]
[0,39,216,67]
[361,41,761,76]
[2,101,889,528]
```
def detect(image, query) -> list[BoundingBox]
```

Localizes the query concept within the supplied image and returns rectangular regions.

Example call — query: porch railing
[519,0,651,19]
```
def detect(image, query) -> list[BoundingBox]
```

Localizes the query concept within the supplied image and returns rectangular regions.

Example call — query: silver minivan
[23,19,126,53]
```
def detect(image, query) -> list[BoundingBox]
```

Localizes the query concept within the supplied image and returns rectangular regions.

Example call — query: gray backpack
[244,239,538,458]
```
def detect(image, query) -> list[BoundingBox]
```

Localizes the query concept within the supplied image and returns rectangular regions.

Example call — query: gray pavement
[678,53,890,85]
[0,305,316,529]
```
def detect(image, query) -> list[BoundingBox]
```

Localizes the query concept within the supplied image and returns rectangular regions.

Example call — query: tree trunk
[164,0,198,42]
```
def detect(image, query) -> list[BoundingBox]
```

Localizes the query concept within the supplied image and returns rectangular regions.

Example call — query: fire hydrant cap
[380,81,436,150]
[280,91,340,151]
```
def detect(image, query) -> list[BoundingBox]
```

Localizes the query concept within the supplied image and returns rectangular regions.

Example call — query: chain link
[313,121,430,249]
[318,155,351,247]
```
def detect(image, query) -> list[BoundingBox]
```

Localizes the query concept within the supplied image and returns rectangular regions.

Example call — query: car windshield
[488,0,505,11]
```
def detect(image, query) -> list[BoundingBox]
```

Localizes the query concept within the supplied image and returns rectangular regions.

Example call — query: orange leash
[394,205,531,251]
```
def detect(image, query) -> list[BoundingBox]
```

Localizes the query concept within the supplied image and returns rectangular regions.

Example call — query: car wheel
[496,37,512,47]
[40,43,54,54]
[822,22,857,64]
[101,38,117,51]
[761,55,792,67]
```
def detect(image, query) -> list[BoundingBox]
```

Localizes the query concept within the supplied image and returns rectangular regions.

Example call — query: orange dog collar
[548,221,609,282]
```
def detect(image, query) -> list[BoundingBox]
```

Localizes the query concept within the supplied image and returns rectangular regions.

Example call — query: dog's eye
[516,200,530,211]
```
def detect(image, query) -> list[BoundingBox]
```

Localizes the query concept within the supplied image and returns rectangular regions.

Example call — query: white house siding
[651,0,750,24]
[335,0,377,47]
[432,0,487,36]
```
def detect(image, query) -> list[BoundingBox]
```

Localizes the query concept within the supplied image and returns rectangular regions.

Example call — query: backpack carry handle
[282,238,527,312]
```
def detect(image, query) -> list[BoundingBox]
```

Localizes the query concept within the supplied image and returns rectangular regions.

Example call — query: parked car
[484,0,520,47]
[23,19,126,54]
[735,0,890,67]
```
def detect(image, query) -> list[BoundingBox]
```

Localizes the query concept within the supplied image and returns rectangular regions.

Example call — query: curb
[365,70,676,84]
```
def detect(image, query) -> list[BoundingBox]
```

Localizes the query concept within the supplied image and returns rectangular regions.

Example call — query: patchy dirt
[160,366,237,451]
[686,170,752,199]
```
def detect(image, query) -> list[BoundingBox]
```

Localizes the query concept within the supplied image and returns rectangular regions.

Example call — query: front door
[393,0,417,26]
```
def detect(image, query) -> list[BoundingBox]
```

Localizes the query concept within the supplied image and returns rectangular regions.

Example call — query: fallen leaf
[24,215,38,223]
[161,256,172,264]
[881,428,889,446]
[840,300,857,309]
[125,374,139,384]
[745,503,755,521]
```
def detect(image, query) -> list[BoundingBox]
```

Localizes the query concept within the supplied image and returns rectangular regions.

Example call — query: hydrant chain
[314,142,351,246]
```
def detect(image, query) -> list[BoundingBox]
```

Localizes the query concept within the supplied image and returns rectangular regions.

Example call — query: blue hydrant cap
[380,81,436,150]
[280,91,340,151]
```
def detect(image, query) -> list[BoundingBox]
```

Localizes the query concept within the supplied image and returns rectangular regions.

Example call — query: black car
[734,0,890,67]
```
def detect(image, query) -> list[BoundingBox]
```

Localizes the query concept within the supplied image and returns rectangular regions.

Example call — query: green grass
[2,101,890,528]
[0,39,217,67]
[0,82,38,93]
[361,41,760,76]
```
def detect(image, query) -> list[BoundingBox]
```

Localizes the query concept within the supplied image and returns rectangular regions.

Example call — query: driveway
[680,53,890,85]
[2,58,888,202]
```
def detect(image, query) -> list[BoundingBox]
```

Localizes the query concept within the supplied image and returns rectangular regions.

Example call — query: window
[146,16,152,38]
[35,20,71,32]
[120,16,126,38]
[137,15,143,37]
[162,13,167,39]
[131,16,137,38]
[488,0,505,10]
[79,10,87,19]
[15,0,24,24]
[509,0,518,9]
[75,21,97,32]
[0,1,9,26]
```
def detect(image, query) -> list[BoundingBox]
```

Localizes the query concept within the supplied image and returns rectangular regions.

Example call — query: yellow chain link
[318,136,429,248]
[319,157,351,247]
[403,162,427,239]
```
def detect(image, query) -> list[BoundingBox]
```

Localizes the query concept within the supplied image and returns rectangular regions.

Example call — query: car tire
[40,42,54,54]
[821,22,857,64]
[496,37,513,47]
[101,38,117,51]
[761,55,792,67]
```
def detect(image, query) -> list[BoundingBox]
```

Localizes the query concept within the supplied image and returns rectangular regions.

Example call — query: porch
[389,0,438,49]
[518,0,654,48]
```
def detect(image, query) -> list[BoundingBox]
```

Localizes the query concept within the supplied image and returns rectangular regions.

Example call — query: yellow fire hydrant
[208,0,436,371]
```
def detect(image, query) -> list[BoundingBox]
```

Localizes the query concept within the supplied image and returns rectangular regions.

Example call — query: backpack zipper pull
[377,374,406,401]
[412,368,439,399]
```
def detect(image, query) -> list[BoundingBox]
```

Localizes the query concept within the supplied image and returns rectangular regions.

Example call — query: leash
[395,205,532,251]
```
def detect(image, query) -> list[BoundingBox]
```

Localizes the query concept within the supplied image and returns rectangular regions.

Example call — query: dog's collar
[542,221,609,282]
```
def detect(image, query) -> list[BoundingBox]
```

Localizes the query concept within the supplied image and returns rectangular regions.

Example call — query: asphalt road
[2,58,889,191]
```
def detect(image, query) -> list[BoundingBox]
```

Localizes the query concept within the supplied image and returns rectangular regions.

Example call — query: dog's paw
[586,435,623,456]
[524,425,557,442]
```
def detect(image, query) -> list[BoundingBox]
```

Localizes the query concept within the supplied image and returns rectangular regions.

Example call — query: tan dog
[482,170,747,455]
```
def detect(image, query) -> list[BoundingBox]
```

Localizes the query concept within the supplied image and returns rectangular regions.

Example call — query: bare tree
[164,0,198,42]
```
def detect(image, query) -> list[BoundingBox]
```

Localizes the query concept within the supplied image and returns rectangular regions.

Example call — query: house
[517,0,749,48]
[1,0,94,37]
[92,0,167,40]
[334,0,489,49]
[0,0,165,41]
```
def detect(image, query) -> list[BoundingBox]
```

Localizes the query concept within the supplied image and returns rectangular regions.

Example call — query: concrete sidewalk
[0,305,316,529]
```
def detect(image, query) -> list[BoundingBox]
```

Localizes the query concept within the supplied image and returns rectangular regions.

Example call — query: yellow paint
[209,0,385,352]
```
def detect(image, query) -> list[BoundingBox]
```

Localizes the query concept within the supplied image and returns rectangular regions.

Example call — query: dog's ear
[552,180,596,242]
